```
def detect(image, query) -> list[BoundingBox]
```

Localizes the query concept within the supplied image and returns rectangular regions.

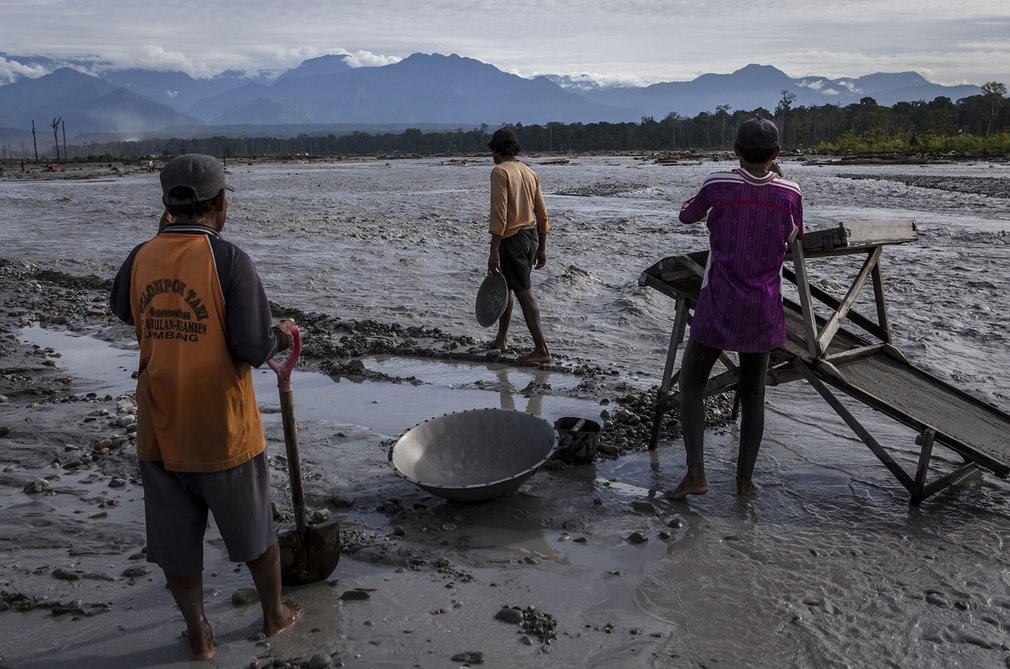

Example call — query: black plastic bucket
[553,417,601,465]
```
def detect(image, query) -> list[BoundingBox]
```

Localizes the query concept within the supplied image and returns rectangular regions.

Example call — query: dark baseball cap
[160,154,233,205]
[735,118,780,150]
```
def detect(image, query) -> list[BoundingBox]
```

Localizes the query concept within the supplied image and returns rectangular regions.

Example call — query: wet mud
[1,157,1009,668]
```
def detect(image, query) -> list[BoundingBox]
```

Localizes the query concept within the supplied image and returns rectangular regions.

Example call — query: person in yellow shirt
[110,154,301,660]
[487,127,552,364]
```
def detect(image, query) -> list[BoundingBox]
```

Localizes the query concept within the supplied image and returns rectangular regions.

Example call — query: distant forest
[57,84,1010,160]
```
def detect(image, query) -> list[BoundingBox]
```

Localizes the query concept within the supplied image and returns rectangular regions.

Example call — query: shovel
[267,324,341,586]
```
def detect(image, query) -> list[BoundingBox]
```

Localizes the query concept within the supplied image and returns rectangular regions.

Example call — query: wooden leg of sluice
[913,428,936,489]
[919,463,984,503]
[650,299,689,450]
[792,359,920,499]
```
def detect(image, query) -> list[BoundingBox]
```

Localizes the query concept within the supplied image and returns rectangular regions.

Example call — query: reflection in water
[494,365,547,416]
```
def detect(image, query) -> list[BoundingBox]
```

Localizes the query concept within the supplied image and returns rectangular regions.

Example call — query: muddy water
[3,157,1010,667]
[1,157,1007,398]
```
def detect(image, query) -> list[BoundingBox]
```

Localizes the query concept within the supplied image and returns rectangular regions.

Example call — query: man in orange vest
[111,154,301,660]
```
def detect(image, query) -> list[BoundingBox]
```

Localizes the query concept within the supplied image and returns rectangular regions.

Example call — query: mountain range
[0,51,986,146]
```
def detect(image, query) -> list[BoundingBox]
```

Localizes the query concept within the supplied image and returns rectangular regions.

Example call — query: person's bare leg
[246,543,303,636]
[513,288,550,363]
[665,465,708,500]
[736,476,759,497]
[164,571,215,660]
[492,292,513,351]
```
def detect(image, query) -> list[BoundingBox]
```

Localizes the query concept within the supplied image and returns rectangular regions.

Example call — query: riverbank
[3,155,1010,669]
[0,258,734,668]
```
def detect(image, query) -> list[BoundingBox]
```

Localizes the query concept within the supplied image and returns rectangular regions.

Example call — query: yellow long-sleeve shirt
[489,160,550,238]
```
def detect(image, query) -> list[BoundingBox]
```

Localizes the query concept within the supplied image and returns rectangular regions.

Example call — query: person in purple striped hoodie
[666,118,803,500]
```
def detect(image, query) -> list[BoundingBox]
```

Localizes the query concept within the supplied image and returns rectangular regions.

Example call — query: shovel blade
[279,520,341,586]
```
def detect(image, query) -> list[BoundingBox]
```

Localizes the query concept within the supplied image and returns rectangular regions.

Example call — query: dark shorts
[500,227,538,292]
[138,452,274,575]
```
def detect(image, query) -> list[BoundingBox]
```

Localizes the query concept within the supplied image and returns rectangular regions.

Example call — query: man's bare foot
[518,351,551,365]
[182,617,215,660]
[264,600,303,637]
[665,467,708,501]
[488,338,509,353]
[736,476,759,497]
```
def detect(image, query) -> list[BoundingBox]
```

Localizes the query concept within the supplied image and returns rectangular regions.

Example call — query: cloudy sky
[1,0,1008,86]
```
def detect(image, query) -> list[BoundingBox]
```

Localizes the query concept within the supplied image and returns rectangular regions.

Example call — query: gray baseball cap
[735,117,780,150]
[160,154,233,205]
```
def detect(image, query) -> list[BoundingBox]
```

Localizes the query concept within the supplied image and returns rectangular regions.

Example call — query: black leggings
[678,338,770,478]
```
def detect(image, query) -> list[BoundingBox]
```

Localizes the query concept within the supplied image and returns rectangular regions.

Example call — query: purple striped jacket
[679,168,803,352]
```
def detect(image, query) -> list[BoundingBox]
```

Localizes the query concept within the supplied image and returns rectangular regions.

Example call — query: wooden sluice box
[639,219,1010,504]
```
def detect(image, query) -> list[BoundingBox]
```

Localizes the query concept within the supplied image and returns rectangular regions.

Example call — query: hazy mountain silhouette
[0,68,198,135]
[0,53,987,140]
[580,64,982,118]
[103,69,258,112]
[194,53,641,125]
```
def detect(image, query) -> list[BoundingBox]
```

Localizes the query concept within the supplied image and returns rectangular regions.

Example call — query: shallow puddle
[21,326,603,440]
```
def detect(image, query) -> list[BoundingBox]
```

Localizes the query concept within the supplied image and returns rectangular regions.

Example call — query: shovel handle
[267,324,301,391]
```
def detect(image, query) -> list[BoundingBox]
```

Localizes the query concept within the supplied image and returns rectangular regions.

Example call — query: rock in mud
[308,653,331,669]
[495,606,523,625]
[232,587,260,606]
[340,589,372,601]
[52,568,80,581]
[631,500,657,514]
[626,531,648,545]
[121,566,150,578]
[23,479,50,494]
[451,651,486,664]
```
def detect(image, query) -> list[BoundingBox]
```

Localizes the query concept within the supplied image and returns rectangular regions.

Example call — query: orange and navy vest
[111,225,278,472]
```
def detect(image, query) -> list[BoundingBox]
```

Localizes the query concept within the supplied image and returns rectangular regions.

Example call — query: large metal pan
[388,408,557,502]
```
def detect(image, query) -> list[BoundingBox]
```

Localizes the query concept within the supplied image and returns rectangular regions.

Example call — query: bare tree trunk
[51,117,61,160]
[32,120,38,162]
[61,119,67,160]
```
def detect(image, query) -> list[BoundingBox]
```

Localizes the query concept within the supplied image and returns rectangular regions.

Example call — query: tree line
[58,83,1009,160]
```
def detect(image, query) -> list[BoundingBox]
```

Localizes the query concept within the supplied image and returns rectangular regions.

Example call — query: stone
[23,480,49,494]
[494,607,523,625]
[108,477,128,488]
[52,568,80,581]
[232,587,260,606]
[340,589,372,601]
[451,651,486,664]
[122,566,150,578]
[626,531,648,545]
[630,501,656,514]
[308,653,331,669]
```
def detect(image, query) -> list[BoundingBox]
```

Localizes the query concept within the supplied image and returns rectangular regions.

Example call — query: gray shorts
[138,452,275,575]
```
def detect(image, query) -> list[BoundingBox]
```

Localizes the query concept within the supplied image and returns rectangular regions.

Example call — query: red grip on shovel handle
[267,324,300,392]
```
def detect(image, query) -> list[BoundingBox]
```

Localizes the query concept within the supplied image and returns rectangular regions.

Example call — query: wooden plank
[817,247,882,353]
[914,428,936,489]
[650,298,689,450]
[840,219,917,247]
[826,344,887,366]
[789,239,822,359]
[792,359,920,495]
[871,262,892,344]
[920,464,984,502]
[680,255,707,277]
[782,267,889,341]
